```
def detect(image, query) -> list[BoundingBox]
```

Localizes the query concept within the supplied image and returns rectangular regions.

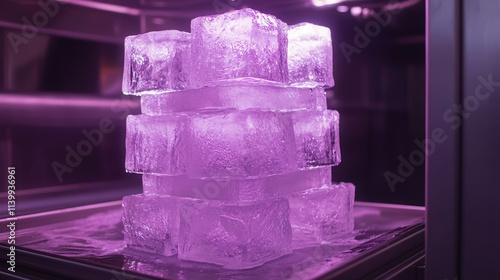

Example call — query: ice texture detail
[123,30,190,95]
[288,23,334,88]
[178,197,292,269]
[190,8,288,87]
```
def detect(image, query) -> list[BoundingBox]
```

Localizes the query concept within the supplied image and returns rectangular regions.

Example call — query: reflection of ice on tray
[6,201,423,279]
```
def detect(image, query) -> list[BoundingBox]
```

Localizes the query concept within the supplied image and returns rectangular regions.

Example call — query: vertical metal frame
[460,0,500,279]
[427,0,500,278]
[426,0,461,279]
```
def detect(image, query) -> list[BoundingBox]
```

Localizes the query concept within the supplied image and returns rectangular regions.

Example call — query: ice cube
[143,174,265,200]
[127,110,339,176]
[178,197,292,269]
[122,194,182,256]
[125,114,187,175]
[123,30,190,95]
[292,110,341,169]
[288,182,355,246]
[288,23,334,88]
[190,8,288,87]
[265,166,332,196]
[141,86,326,115]
[186,109,297,178]
[142,166,331,200]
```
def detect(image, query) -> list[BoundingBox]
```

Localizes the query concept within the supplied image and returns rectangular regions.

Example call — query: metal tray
[0,201,424,280]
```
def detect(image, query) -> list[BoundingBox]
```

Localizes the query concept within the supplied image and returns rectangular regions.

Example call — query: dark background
[0,0,425,213]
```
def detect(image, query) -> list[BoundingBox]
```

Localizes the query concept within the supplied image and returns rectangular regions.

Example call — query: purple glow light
[312,0,348,7]
[351,6,362,16]
[337,5,349,13]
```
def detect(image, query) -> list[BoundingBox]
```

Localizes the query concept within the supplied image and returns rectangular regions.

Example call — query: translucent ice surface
[141,86,326,115]
[178,197,292,269]
[190,8,288,87]
[122,194,181,256]
[142,166,332,200]
[121,8,352,270]
[123,30,190,95]
[127,110,340,176]
[288,23,334,88]
[125,114,188,175]
[288,182,355,246]
[186,110,297,178]
[292,110,341,169]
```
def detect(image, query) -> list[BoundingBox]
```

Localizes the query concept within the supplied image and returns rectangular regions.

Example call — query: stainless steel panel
[426,0,460,279]
[461,0,500,278]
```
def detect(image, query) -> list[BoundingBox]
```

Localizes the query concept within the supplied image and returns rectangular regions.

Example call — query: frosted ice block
[292,110,341,169]
[125,114,187,175]
[123,30,190,95]
[288,182,355,246]
[190,8,288,87]
[187,110,297,178]
[141,86,326,115]
[127,110,340,175]
[288,23,334,88]
[142,166,331,200]
[122,194,181,256]
[178,197,292,269]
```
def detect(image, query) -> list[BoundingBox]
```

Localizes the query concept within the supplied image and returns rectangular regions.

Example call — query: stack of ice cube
[121,8,354,269]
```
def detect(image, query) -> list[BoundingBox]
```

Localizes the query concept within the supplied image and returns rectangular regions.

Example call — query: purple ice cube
[143,174,266,201]
[186,109,297,178]
[288,23,334,88]
[288,182,355,246]
[292,110,341,169]
[178,197,292,269]
[122,194,182,256]
[123,30,190,95]
[142,166,331,201]
[125,114,187,175]
[190,8,288,87]
[264,166,332,196]
[127,110,339,176]
[141,86,326,115]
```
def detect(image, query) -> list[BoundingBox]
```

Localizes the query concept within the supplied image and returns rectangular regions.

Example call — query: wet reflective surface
[2,201,424,279]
